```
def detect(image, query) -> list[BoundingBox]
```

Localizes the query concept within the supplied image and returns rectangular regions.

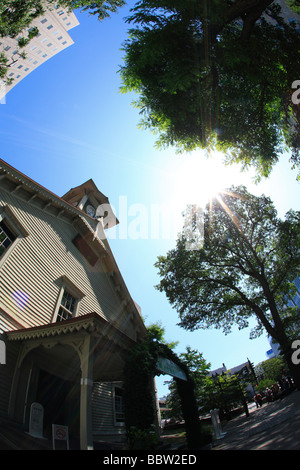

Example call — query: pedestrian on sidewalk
[254,393,263,408]
[265,388,272,403]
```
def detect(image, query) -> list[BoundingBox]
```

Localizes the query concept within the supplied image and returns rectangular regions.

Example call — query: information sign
[156,356,187,381]
[28,402,44,438]
[52,424,69,450]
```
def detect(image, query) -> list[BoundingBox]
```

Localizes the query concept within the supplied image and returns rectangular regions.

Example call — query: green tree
[180,346,211,391]
[155,186,300,387]
[120,0,300,180]
[0,25,39,85]
[203,372,249,418]
[287,0,300,14]
[165,346,210,418]
[0,0,44,38]
[147,321,179,349]
[255,356,287,382]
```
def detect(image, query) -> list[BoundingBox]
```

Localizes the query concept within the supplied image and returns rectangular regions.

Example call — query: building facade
[0,7,79,100]
[0,158,148,449]
[267,276,300,358]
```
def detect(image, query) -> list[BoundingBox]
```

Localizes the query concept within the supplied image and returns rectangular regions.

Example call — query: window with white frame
[56,289,77,322]
[0,207,28,267]
[0,219,17,257]
[113,386,125,425]
[53,277,85,323]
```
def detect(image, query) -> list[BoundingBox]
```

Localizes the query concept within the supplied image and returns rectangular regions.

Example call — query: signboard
[156,356,187,381]
[52,424,69,450]
[28,402,44,438]
[266,348,275,358]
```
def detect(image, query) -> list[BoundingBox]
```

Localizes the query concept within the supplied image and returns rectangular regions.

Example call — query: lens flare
[12,290,29,310]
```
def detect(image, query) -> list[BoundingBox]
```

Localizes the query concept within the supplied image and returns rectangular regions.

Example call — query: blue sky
[0,2,299,397]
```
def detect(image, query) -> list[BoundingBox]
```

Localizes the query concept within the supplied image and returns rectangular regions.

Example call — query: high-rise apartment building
[0,7,79,100]
[277,0,300,26]
[267,277,300,358]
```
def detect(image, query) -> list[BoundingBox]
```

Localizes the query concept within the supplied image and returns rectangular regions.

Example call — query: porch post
[80,335,94,450]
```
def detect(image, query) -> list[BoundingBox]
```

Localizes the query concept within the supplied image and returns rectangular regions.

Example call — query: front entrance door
[36,369,80,438]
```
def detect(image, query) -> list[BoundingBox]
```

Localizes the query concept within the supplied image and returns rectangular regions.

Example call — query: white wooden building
[0,158,148,449]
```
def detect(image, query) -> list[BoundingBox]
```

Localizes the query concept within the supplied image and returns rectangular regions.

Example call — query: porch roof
[6,312,137,348]
[6,313,140,382]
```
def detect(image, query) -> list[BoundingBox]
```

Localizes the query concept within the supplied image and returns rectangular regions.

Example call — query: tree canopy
[255,356,287,382]
[155,186,300,385]
[287,0,300,14]
[120,0,300,180]
[165,346,210,417]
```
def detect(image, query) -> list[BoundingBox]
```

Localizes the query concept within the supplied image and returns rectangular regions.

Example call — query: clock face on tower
[86,204,96,217]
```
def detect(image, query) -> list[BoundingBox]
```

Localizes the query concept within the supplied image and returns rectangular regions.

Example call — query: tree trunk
[226,0,274,23]
[283,348,300,390]
[175,377,204,449]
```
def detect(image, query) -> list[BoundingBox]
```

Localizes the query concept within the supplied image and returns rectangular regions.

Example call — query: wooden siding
[0,189,136,339]
[92,382,125,440]
[0,309,18,334]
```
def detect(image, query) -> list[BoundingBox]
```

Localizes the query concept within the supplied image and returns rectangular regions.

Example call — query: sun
[156,149,257,241]
[168,152,229,211]
[155,150,255,241]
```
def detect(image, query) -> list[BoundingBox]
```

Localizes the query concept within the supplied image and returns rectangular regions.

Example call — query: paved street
[212,390,300,450]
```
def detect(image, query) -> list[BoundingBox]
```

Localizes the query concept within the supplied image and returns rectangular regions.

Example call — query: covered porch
[6,312,137,449]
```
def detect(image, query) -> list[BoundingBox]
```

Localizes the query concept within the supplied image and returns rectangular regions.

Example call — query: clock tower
[61,179,118,229]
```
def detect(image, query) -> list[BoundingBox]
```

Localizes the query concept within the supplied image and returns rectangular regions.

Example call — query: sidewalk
[211,390,300,450]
